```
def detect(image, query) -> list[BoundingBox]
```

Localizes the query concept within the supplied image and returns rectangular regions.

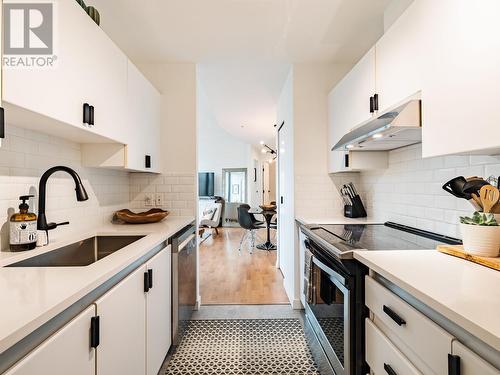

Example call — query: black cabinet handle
[383,305,406,326]
[370,96,374,113]
[448,354,461,375]
[148,269,153,289]
[384,363,397,375]
[90,316,100,348]
[83,103,91,125]
[373,93,379,111]
[145,155,151,169]
[0,107,5,139]
[89,106,95,126]
[144,271,150,293]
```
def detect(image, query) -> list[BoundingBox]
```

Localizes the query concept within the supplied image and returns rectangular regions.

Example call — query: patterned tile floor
[164,319,321,375]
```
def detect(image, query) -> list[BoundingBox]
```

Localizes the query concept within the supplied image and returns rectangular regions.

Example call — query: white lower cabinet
[450,341,499,375]
[146,246,172,375]
[6,246,173,375]
[365,277,499,375]
[96,264,147,375]
[365,319,421,375]
[365,276,453,374]
[5,306,96,375]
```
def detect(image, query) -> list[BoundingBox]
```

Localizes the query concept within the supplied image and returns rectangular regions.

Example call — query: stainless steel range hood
[332,99,422,151]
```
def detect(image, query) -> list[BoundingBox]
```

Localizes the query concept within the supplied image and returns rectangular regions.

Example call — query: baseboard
[195,295,202,311]
[291,298,303,310]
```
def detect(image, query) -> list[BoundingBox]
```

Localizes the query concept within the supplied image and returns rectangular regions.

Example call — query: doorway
[221,168,247,227]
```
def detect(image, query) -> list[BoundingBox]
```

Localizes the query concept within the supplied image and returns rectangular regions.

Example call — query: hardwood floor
[199,227,289,305]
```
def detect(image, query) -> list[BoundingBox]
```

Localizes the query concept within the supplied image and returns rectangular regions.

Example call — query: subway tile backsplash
[129,173,196,217]
[0,125,197,251]
[357,143,500,238]
[0,125,130,251]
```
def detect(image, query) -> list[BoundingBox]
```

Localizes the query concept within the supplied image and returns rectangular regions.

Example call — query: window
[223,168,247,203]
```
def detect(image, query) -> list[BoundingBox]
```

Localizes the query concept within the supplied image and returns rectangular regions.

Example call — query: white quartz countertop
[0,216,194,354]
[353,250,500,352]
[295,215,384,226]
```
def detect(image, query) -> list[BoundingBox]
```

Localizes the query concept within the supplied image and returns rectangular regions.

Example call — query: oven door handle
[312,255,347,287]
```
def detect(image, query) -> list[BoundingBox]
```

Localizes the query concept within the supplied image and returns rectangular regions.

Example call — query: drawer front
[366,319,421,375]
[451,341,499,375]
[365,276,453,374]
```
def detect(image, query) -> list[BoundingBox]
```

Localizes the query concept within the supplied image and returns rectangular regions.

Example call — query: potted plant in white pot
[460,212,500,257]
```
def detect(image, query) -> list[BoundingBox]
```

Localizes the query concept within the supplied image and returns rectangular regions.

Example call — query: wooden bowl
[259,204,277,211]
[114,208,169,224]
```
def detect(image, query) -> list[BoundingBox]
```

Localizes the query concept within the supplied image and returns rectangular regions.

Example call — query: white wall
[197,82,252,198]
[0,125,130,251]
[276,63,352,307]
[293,63,351,218]
[276,68,295,304]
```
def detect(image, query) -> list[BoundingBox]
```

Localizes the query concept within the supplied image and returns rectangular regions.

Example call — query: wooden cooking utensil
[479,185,500,213]
[471,193,483,210]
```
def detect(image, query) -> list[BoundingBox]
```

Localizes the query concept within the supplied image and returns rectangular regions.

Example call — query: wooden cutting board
[437,245,500,271]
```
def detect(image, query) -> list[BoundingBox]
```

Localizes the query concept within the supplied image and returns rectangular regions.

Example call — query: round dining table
[249,207,277,250]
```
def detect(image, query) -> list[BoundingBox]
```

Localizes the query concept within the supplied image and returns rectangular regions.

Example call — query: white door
[420,0,500,157]
[126,61,161,172]
[146,247,172,375]
[96,265,147,375]
[451,341,499,375]
[375,0,423,112]
[263,162,270,204]
[5,306,96,375]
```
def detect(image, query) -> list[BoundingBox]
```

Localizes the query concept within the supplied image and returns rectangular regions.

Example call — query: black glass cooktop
[305,222,461,252]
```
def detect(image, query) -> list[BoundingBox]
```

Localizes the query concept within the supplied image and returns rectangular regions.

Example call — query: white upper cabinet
[126,61,161,172]
[81,15,128,144]
[330,47,376,145]
[3,0,127,144]
[419,0,500,157]
[375,0,424,113]
[3,0,91,135]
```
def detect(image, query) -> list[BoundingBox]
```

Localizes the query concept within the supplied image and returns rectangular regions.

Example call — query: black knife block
[344,195,367,218]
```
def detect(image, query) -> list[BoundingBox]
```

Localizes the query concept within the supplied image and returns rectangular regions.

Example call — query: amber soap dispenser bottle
[10,195,38,251]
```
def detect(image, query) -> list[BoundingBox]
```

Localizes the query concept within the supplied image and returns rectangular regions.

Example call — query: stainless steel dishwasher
[171,222,197,345]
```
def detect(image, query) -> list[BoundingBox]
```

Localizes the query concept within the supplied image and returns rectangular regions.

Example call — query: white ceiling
[92,0,391,143]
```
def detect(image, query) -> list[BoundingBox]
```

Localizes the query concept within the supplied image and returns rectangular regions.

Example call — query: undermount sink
[7,235,145,267]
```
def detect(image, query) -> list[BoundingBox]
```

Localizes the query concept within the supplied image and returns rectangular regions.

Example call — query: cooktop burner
[304,222,461,254]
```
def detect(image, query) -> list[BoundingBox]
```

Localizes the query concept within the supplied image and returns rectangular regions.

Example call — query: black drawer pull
[144,271,150,293]
[383,305,406,326]
[384,363,397,375]
[448,354,461,375]
[90,316,100,348]
[148,269,153,289]
[370,96,374,113]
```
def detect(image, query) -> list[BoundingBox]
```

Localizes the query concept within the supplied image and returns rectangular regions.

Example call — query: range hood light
[332,99,422,151]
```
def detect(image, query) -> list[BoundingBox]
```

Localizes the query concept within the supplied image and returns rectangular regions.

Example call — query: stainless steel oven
[171,222,197,345]
[304,238,353,375]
